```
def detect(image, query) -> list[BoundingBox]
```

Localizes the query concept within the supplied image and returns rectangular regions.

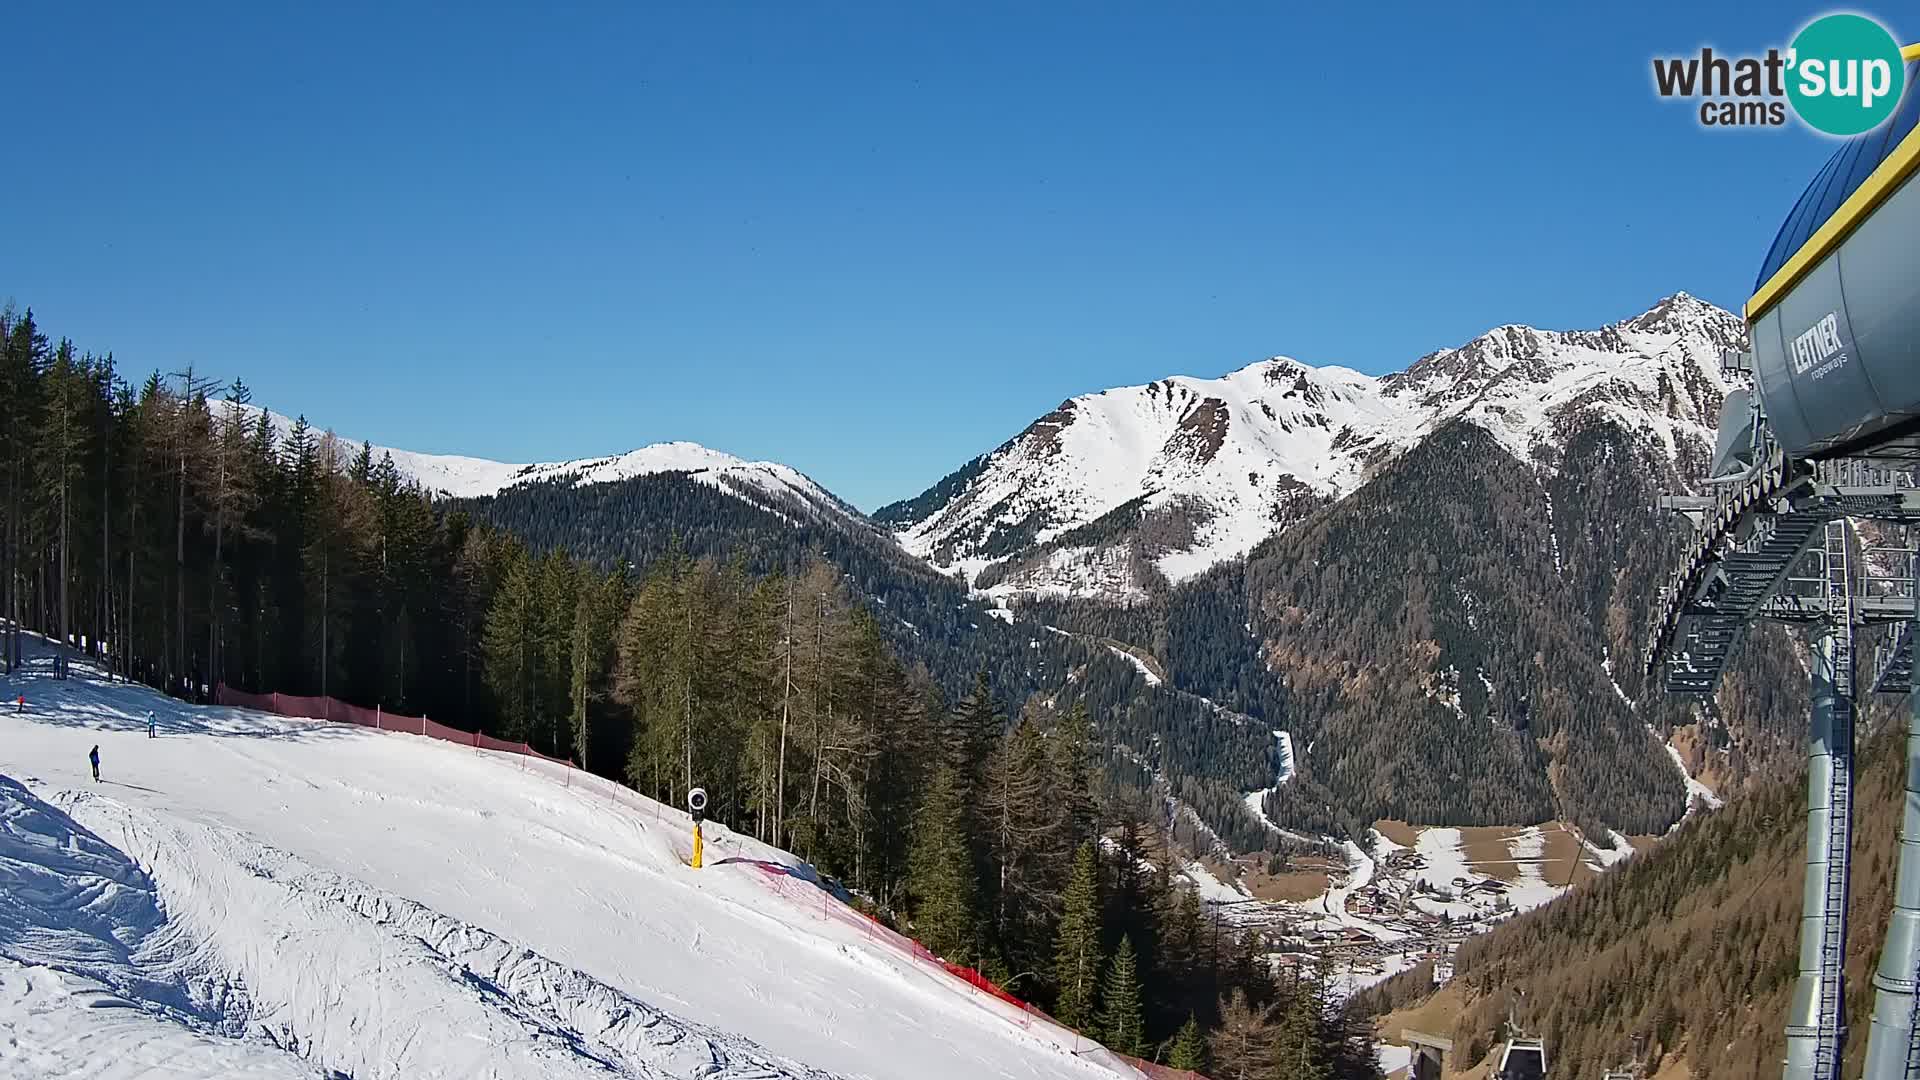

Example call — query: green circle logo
[1787,14,1907,135]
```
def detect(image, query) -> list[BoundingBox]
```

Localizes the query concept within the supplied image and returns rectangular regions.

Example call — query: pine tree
[946,670,1001,779]
[1169,1013,1207,1071]
[1156,885,1207,1023]
[1098,934,1146,1057]
[0,309,49,672]
[985,714,1066,973]
[1270,983,1330,1080]
[536,548,579,753]
[1053,840,1103,1030]
[483,553,541,739]
[1049,701,1097,850]
[906,764,976,962]
[569,565,624,771]
[303,431,362,698]
[204,384,259,695]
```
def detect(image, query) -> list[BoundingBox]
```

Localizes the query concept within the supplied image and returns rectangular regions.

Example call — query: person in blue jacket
[89,745,100,782]
[147,711,156,738]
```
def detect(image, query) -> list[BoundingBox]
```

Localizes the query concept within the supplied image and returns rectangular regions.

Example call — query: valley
[0,291,1800,1079]
[15,10,1917,1077]
[246,293,1776,856]
[1175,817,1648,1001]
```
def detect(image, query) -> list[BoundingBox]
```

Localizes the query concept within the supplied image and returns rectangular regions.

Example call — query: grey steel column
[1786,626,1855,1080]
[1864,589,1920,1079]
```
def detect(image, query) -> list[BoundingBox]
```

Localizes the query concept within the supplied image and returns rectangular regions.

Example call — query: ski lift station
[1648,44,1920,1080]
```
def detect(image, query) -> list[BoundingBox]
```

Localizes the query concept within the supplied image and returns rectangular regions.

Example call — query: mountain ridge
[229,403,865,530]
[226,294,1765,843]
[883,292,1743,603]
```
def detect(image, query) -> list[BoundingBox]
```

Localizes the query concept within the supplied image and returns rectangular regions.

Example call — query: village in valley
[1174,818,1652,996]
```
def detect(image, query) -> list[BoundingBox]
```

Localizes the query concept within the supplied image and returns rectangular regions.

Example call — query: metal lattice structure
[1647,354,1920,1080]
[1646,49,1920,1079]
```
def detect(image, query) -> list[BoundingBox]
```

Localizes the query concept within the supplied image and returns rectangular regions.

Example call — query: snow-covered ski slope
[0,646,1141,1080]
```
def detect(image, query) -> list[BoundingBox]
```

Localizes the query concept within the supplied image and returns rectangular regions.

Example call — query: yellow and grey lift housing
[1748,46,1920,459]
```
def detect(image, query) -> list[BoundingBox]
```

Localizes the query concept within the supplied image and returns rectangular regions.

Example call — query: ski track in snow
[1103,646,1161,686]
[1650,722,1722,825]
[1666,740,1723,813]
[1501,826,1563,913]
[1582,829,1636,870]
[0,644,1144,1080]
[1240,731,1297,837]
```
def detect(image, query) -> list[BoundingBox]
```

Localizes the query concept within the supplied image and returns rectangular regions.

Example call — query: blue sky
[0,3,1899,509]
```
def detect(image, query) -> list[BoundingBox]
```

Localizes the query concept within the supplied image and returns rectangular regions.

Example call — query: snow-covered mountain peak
[886,294,1744,600]
[229,404,860,527]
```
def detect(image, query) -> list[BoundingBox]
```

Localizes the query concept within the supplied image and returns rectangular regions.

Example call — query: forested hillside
[0,306,1391,1077]
[1354,702,1908,1079]
[1,291,1806,860]
[463,473,1287,853]
[1032,410,1808,839]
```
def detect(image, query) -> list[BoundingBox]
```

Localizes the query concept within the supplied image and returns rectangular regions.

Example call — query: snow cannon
[687,787,708,869]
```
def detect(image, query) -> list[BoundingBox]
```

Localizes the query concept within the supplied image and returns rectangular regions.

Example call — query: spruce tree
[1098,933,1146,1057]
[483,552,541,739]
[1052,840,1103,1030]
[1156,885,1206,1022]
[985,714,1066,973]
[906,764,976,962]
[1048,701,1097,850]
[946,669,1001,778]
[1168,1013,1207,1071]
[1270,984,1329,1080]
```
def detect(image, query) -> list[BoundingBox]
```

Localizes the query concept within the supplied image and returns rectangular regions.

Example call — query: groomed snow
[0,645,1143,1080]
[1179,861,1250,904]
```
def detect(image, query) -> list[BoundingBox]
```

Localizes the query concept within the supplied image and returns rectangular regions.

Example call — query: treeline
[0,306,484,716]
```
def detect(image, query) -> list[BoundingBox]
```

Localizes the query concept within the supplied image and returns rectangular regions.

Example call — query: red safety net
[1114,1059,1211,1080]
[740,862,1130,1050]
[214,683,572,767]
[219,686,276,713]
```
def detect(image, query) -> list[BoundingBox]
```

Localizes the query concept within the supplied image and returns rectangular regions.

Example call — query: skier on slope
[89,745,100,782]
[147,710,156,738]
